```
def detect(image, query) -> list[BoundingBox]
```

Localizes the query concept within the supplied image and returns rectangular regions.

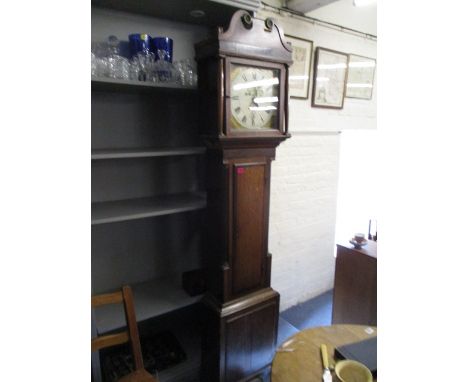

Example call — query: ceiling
[286,0,341,13]
[285,0,377,36]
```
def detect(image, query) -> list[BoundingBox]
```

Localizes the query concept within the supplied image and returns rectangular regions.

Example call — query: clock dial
[230,65,280,130]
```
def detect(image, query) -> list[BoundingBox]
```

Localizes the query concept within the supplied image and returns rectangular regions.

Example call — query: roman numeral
[242,115,247,124]
[242,74,247,81]
[235,107,241,114]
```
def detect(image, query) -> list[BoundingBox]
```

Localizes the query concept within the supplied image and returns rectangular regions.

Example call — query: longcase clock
[196,10,293,382]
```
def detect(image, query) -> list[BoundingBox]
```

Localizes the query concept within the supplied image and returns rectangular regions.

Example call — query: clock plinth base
[201,288,280,382]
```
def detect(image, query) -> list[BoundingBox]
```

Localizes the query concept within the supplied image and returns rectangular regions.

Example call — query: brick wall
[258,9,377,311]
[269,132,340,310]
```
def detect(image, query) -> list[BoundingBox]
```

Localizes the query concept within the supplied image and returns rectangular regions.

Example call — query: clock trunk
[196,10,293,381]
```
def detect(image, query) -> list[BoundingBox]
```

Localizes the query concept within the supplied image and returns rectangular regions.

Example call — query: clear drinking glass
[132,51,155,81]
[174,59,197,87]
[153,50,173,82]
[91,52,97,77]
[105,36,131,80]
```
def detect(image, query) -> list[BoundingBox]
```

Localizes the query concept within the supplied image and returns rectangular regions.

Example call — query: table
[333,241,377,325]
[271,324,377,382]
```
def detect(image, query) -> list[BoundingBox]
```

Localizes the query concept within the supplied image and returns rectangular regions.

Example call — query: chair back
[91,285,144,371]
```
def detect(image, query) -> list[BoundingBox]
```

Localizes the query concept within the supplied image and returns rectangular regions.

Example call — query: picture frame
[284,35,313,99]
[311,47,348,109]
[346,54,376,100]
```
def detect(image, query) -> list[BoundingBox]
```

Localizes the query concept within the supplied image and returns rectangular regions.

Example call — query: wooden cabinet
[332,240,377,326]
[202,289,279,382]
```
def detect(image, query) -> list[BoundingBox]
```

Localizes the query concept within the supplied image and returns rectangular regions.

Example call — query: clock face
[230,65,280,130]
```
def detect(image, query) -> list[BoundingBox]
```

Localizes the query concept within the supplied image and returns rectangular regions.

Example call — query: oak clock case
[196,10,293,382]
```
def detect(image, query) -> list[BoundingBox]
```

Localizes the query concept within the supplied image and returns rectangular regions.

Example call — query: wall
[257,7,377,310]
[306,0,377,36]
[91,8,209,61]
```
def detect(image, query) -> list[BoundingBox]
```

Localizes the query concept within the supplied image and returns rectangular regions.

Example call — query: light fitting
[189,9,205,18]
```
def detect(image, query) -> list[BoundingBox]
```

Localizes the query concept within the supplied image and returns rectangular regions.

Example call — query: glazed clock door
[225,57,286,137]
[230,159,270,296]
[230,66,280,130]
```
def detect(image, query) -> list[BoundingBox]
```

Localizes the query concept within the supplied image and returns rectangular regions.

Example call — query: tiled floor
[277,289,333,347]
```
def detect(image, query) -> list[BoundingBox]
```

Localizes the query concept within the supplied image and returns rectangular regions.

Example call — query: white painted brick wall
[258,8,377,311]
[269,132,340,311]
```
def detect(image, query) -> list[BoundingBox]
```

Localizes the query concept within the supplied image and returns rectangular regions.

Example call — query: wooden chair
[92,285,159,382]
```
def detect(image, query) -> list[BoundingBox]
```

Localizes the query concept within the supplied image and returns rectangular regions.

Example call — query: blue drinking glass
[128,33,151,58]
[151,37,173,62]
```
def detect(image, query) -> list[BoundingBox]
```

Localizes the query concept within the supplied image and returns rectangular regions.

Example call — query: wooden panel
[332,241,377,325]
[224,298,278,382]
[232,163,266,294]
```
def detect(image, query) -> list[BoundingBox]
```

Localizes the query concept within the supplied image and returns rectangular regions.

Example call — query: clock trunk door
[231,161,269,295]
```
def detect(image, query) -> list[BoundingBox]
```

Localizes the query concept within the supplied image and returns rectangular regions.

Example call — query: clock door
[225,57,286,137]
[230,159,270,295]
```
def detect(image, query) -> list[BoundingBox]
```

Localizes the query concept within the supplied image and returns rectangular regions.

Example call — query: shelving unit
[91,0,261,28]
[91,146,205,160]
[92,192,206,225]
[91,3,271,381]
[92,29,206,379]
[92,77,197,93]
[94,277,203,334]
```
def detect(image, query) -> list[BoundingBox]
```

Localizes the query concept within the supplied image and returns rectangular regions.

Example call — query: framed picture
[311,47,348,109]
[346,54,376,100]
[284,35,313,99]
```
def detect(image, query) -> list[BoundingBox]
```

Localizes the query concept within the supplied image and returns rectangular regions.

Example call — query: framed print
[346,54,376,100]
[284,35,313,99]
[311,47,348,109]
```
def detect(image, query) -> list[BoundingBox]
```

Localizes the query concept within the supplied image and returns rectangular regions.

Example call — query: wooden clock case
[195,10,293,382]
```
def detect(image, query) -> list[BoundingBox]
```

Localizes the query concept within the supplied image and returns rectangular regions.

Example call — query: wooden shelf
[91,147,205,160]
[92,193,206,225]
[94,277,203,334]
[92,77,197,93]
[92,0,260,28]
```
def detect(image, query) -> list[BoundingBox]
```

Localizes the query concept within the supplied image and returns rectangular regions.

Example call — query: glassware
[128,33,151,58]
[128,60,140,81]
[151,37,173,63]
[152,50,175,82]
[130,51,155,81]
[174,59,197,87]
[105,36,131,80]
[95,56,110,78]
[91,52,97,77]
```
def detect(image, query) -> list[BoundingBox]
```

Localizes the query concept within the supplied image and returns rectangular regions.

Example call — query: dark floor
[277,289,333,348]
[248,290,334,381]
